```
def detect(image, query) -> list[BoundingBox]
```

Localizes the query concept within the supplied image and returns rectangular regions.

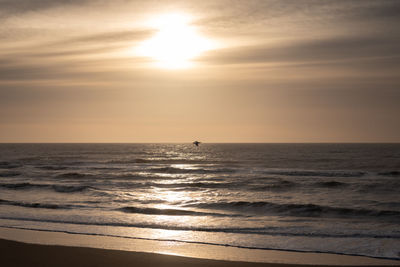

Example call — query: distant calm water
[0,143,399,259]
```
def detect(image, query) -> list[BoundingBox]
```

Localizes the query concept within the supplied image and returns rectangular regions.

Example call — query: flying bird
[193,141,201,146]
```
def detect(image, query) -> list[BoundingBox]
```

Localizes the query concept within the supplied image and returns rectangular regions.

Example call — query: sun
[136,13,214,69]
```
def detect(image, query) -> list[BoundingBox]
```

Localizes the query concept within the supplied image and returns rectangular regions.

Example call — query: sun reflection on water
[150,187,193,206]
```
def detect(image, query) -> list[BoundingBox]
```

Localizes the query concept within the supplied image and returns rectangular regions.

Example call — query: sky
[1,0,399,143]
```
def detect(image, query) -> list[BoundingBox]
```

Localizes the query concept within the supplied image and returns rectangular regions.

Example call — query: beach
[1,227,399,266]
[2,238,272,267]
[2,237,399,267]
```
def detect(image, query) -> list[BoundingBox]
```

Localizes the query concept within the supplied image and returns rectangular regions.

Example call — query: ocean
[0,143,399,260]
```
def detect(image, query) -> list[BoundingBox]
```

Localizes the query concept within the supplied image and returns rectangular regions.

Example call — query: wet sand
[0,238,301,267]
[1,238,399,267]
[1,227,399,267]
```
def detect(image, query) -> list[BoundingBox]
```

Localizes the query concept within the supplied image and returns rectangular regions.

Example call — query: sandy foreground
[1,238,282,267]
[0,227,399,267]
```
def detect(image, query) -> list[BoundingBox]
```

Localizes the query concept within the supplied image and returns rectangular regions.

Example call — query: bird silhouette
[193,141,201,146]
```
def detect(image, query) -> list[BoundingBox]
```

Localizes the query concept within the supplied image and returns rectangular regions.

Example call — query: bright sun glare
[136,13,214,69]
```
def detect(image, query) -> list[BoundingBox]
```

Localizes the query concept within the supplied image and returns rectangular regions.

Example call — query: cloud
[0,0,87,19]
[351,0,400,20]
[57,29,154,45]
[0,55,150,82]
[201,34,400,67]
[0,27,155,82]
[0,0,105,14]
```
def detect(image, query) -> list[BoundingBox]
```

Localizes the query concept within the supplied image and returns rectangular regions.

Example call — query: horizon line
[0,142,399,144]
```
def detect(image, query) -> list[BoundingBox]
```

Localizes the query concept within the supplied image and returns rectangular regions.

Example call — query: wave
[54,172,165,181]
[153,181,241,189]
[118,206,238,217]
[0,199,72,209]
[17,156,42,162]
[36,165,69,170]
[106,158,152,164]
[187,201,400,219]
[149,167,235,174]
[113,199,167,205]
[263,169,399,178]
[93,167,124,170]
[106,158,217,165]
[117,181,243,190]
[358,180,400,193]
[0,182,40,189]
[0,161,21,169]
[264,170,365,178]
[104,173,168,181]
[251,180,347,191]
[314,181,347,188]
[0,171,21,177]
[378,171,400,177]
[251,180,296,191]
[0,182,92,193]
[52,185,92,193]
[1,217,400,241]
[54,172,95,179]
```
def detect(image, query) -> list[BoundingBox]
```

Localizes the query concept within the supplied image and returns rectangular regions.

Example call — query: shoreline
[1,227,399,266]
[4,224,399,261]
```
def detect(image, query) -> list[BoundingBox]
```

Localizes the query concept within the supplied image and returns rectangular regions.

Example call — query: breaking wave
[0,171,21,177]
[118,206,237,217]
[149,167,235,174]
[36,166,69,170]
[0,199,73,209]
[263,170,365,178]
[54,172,95,179]
[0,182,92,193]
[187,201,400,219]
[1,217,399,240]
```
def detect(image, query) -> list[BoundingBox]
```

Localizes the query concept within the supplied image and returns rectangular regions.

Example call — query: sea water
[0,143,399,260]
